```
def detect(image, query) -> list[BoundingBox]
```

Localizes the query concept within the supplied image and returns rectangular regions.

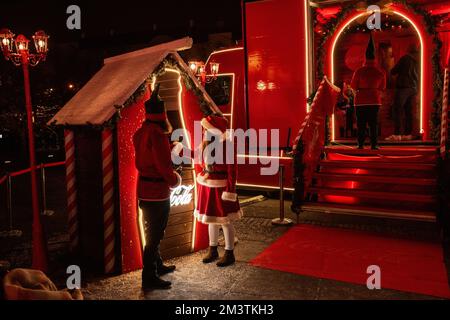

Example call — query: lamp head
[32,30,49,55]
[0,28,14,56]
[15,34,29,52]
[210,62,220,77]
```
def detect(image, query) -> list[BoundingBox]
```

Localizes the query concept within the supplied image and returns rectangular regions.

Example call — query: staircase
[302,146,439,222]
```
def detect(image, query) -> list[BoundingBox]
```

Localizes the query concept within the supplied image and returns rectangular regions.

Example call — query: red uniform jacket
[196,140,238,198]
[176,138,238,200]
[133,121,179,201]
[351,60,386,106]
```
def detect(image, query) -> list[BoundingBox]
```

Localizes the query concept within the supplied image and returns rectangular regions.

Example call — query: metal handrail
[0,161,66,238]
[0,161,65,183]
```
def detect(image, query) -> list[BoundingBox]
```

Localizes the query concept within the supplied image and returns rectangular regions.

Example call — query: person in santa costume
[195,114,243,267]
[133,84,181,290]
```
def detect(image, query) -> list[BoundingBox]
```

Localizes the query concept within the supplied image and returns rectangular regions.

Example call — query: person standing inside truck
[133,84,181,290]
[387,44,419,141]
[351,33,387,150]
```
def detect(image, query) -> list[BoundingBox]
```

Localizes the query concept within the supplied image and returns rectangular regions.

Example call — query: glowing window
[204,75,233,107]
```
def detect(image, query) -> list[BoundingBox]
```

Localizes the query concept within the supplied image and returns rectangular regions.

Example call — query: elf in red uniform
[351,33,386,150]
[195,114,243,267]
[133,84,181,290]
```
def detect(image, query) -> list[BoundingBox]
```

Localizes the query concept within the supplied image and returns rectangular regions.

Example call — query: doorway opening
[331,11,424,144]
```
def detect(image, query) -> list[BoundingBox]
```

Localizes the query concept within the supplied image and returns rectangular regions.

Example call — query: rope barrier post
[40,164,54,217]
[272,165,293,226]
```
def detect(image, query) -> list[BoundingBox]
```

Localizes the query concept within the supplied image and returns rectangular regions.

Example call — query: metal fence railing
[0,161,65,238]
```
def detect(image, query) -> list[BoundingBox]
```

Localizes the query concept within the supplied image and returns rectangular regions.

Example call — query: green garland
[154,56,214,116]
[313,0,444,141]
[120,56,214,115]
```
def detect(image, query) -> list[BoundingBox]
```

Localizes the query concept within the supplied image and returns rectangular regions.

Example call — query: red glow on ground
[323,195,359,205]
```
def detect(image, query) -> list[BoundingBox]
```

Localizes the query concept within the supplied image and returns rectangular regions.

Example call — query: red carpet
[250,225,450,299]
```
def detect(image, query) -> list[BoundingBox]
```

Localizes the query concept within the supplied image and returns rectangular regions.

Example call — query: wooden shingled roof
[49,37,219,126]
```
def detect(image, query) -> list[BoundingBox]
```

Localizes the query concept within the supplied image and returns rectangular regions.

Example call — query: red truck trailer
[198,0,450,194]
[197,0,450,226]
[200,0,312,191]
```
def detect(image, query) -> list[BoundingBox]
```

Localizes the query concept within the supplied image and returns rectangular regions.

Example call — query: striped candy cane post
[293,79,325,150]
[441,68,449,159]
[64,130,79,251]
[102,129,116,274]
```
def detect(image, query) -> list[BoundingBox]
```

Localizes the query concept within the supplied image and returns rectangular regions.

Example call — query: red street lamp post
[0,28,49,272]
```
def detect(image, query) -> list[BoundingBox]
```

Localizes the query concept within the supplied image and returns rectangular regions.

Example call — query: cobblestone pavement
[83,198,447,300]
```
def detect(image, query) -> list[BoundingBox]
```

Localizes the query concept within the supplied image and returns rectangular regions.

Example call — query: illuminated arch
[329,9,426,141]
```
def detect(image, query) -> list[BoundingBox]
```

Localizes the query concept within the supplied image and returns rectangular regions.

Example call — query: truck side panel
[244,0,309,150]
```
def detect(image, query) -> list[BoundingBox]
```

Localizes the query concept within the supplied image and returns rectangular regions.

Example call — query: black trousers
[139,199,170,277]
[393,88,417,136]
[345,107,355,137]
[356,106,379,148]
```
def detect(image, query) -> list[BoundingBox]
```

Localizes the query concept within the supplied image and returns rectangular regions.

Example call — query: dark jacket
[133,121,179,201]
[391,54,418,90]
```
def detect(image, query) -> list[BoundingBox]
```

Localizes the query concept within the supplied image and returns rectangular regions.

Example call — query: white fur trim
[196,173,227,188]
[201,118,228,141]
[171,142,184,157]
[201,118,216,131]
[170,171,182,190]
[194,209,243,225]
[222,192,237,202]
[222,130,231,142]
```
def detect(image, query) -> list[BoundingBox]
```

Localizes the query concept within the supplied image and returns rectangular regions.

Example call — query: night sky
[0,0,242,168]
[0,0,243,45]
[0,0,243,86]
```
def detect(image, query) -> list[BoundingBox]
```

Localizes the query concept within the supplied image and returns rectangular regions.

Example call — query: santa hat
[366,33,376,61]
[145,83,167,121]
[200,114,228,134]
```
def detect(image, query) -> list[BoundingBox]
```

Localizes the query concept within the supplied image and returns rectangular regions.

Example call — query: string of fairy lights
[319,15,412,36]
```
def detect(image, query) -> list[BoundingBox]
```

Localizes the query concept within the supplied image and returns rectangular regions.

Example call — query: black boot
[202,246,219,264]
[142,268,171,290]
[216,250,235,267]
[157,264,176,276]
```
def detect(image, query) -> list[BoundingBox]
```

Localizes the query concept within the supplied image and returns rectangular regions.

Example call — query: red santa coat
[350,60,386,106]
[133,121,180,201]
[193,116,243,225]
